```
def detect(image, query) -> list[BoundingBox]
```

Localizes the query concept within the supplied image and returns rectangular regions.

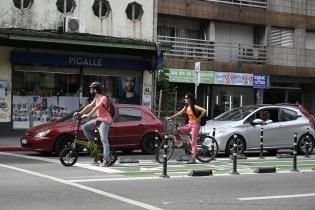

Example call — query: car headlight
[34,130,51,138]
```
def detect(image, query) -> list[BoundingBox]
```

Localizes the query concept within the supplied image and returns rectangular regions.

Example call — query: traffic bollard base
[230,171,239,175]
[277,153,293,158]
[229,154,247,160]
[188,169,213,176]
[290,169,300,172]
[254,167,276,173]
[119,158,140,163]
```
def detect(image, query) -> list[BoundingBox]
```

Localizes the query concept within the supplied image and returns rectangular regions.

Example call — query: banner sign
[253,74,270,89]
[214,72,253,86]
[11,52,151,70]
[168,69,214,84]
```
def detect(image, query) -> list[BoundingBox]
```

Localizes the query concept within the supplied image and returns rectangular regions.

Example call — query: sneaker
[186,158,196,164]
[99,160,111,167]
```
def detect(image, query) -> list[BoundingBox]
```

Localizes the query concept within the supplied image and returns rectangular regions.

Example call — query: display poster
[118,76,141,105]
[168,69,214,84]
[214,72,253,86]
[253,74,270,89]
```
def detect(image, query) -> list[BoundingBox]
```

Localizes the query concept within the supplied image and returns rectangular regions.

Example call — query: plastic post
[291,132,299,172]
[259,127,265,159]
[154,130,159,153]
[305,128,310,158]
[211,128,216,160]
[161,136,169,178]
[230,134,239,175]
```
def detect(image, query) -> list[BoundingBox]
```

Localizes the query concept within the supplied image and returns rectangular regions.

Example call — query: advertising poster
[119,76,141,105]
[214,72,253,86]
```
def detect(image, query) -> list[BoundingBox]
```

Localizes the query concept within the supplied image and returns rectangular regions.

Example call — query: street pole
[194,62,200,100]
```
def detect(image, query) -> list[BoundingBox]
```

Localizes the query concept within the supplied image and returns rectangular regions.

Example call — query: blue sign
[253,74,270,89]
[11,52,151,70]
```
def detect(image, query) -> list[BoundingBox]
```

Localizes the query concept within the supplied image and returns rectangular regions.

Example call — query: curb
[0,147,28,152]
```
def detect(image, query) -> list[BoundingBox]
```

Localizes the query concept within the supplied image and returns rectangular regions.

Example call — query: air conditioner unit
[64,17,85,33]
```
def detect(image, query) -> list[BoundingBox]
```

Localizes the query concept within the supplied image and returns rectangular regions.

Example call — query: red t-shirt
[93,95,112,123]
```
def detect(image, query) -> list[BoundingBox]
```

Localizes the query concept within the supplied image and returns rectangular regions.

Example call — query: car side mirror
[251,118,263,125]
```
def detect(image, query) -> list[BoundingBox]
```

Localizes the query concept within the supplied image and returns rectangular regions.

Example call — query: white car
[202,104,315,155]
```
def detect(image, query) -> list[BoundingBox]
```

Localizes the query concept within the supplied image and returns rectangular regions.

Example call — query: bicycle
[59,116,117,167]
[155,120,219,163]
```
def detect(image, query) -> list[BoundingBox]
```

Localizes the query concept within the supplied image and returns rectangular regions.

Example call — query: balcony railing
[204,0,267,9]
[157,35,267,64]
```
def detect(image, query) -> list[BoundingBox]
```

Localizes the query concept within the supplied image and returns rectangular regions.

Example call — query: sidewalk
[0,136,25,151]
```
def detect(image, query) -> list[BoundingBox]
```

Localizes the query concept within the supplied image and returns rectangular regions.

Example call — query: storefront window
[12,70,142,129]
[12,71,81,129]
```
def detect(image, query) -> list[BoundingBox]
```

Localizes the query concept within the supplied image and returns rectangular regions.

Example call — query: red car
[20,104,164,155]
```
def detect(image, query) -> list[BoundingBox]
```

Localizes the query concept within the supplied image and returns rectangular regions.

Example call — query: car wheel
[141,134,158,154]
[54,135,74,155]
[297,134,315,155]
[225,135,246,155]
[266,149,278,156]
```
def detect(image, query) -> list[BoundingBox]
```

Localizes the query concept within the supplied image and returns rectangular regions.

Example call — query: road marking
[0,163,164,210]
[69,176,164,183]
[0,152,122,173]
[238,193,315,201]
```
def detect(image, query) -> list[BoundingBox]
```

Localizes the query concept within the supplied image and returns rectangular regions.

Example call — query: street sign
[194,62,201,86]
[194,62,200,99]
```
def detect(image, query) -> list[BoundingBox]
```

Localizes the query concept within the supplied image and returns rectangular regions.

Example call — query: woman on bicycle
[165,92,206,164]
[74,81,113,167]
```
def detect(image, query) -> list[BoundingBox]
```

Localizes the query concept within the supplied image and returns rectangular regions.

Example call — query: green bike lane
[109,156,315,178]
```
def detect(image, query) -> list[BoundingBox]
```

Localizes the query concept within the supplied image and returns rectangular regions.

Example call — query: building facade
[0,0,167,135]
[157,0,315,117]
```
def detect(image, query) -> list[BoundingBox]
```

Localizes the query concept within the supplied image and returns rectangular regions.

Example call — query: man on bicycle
[74,81,113,167]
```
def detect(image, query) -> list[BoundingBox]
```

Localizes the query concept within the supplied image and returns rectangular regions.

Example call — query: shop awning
[0,28,171,55]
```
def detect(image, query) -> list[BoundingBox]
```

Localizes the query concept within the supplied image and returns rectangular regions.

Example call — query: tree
[156,63,176,118]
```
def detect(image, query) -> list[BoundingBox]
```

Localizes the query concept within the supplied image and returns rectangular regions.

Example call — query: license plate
[21,139,27,144]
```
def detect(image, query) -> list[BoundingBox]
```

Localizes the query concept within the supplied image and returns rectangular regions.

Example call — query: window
[56,0,76,14]
[117,108,142,122]
[270,27,294,47]
[13,0,33,10]
[305,30,315,50]
[125,2,143,21]
[92,0,111,18]
[280,109,298,121]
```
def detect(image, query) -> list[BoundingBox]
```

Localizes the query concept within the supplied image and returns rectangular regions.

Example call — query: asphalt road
[1,151,315,210]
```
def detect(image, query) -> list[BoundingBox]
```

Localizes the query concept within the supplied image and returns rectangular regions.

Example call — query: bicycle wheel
[196,135,218,163]
[59,147,78,167]
[108,149,117,166]
[155,137,175,163]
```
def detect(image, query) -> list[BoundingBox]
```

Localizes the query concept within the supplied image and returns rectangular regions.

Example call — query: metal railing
[204,0,267,9]
[157,35,267,64]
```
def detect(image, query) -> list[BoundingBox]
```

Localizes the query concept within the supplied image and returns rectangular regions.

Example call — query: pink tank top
[93,95,112,123]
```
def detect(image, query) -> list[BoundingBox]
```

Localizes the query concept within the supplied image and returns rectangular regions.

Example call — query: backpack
[107,98,115,118]
[199,114,207,126]
[102,96,115,118]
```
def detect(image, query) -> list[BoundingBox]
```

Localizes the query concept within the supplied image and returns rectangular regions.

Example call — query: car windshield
[56,110,78,122]
[214,106,258,121]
